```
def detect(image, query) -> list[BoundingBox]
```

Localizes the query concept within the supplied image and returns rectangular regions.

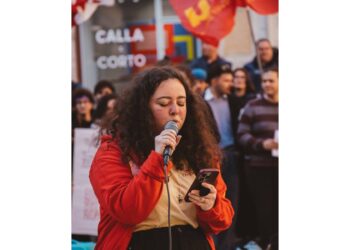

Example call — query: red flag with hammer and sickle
[169,0,278,47]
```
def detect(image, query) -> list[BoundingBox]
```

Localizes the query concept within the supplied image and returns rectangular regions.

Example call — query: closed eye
[158,102,169,107]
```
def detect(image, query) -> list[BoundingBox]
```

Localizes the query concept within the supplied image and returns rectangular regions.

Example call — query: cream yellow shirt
[134,167,198,232]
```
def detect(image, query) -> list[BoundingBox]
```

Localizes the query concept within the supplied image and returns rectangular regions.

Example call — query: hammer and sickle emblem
[184,0,210,28]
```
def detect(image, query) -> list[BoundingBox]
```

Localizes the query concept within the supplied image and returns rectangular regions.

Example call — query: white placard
[72,128,100,236]
[272,130,279,157]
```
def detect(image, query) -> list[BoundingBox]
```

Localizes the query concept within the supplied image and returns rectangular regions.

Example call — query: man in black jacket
[244,39,278,92]
[190,42,232,71]
[204,63,239,250]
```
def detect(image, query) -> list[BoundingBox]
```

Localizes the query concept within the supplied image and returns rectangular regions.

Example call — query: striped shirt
[237,96,278,167]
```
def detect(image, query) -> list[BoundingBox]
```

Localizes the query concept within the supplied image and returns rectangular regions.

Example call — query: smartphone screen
[184,168,219,202]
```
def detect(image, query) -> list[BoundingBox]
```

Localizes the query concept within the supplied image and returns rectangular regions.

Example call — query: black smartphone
[184,168,219,202]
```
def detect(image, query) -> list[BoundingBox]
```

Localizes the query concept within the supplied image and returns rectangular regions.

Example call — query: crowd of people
[72,80,118,134]
[72,38,279,250]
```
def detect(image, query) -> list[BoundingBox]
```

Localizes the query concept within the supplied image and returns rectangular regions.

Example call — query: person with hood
[244,39,278,92]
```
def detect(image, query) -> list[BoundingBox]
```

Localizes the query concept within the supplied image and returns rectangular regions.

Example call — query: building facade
[72,0,278,92]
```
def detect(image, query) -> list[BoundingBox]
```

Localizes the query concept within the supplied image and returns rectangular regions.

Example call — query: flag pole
[246,8,263,75]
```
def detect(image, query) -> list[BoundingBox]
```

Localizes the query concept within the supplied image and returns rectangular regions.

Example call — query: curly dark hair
[72,88,95,108]
[174,63,195,88]
[94,80,115,95]
[105,66,221,174]
[232,68,256,94]
[93,94,118,121]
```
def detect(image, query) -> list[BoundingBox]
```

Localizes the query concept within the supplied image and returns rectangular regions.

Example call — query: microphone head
[164,120,179,134]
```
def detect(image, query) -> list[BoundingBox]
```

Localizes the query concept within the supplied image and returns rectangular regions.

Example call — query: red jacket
[89,135,234,250]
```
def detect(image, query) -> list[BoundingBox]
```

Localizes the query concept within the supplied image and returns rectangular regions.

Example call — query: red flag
[72,0,115,27]
[169,0,237,47]
[237,0,278,14]
[169,0,278,47]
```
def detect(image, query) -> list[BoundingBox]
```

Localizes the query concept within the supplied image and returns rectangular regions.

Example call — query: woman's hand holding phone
[188,182,217,211]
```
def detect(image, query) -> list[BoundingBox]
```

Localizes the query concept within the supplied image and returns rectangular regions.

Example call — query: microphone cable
[163,162,172,250]
[162,120,178,250]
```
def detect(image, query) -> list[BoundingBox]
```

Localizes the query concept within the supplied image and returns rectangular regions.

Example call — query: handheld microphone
[163,120,179,166]
[162,121,179,250]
